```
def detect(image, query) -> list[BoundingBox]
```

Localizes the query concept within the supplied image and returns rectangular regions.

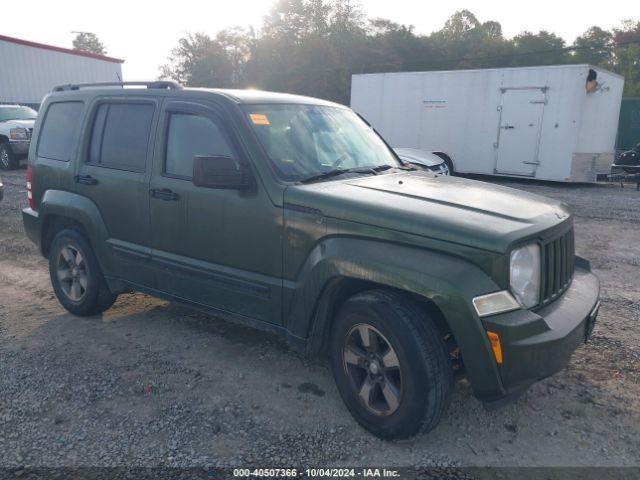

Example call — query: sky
[3,0,637,80]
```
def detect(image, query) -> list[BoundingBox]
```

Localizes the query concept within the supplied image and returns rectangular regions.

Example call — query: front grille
[27,128,33,140]
[540,229,575,305]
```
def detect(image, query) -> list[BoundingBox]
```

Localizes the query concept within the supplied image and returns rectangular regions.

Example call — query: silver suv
[0,105,38,170]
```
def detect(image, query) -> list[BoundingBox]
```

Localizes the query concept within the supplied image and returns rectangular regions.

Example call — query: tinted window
[89,103,154,172]
[38,102,84,161]
[243,105,400,181]
[165,114,233,178]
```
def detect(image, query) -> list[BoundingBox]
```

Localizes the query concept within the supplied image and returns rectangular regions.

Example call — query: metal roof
[0,34,124,64]
[48,82,344,107]
[179,88,343,106]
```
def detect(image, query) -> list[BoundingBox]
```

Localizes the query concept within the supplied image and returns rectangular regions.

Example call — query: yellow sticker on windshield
[249,113,270,125]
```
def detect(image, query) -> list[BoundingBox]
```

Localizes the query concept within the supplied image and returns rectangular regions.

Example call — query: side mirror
[193,155,251,190]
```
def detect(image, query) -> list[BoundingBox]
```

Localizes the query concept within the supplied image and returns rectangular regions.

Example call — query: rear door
[74,97,159,287]
[495,88,546,176]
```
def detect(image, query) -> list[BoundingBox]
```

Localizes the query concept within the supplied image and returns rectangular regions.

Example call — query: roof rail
[51,81,183,92]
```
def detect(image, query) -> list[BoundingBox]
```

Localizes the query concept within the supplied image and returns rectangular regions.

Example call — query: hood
[2,119,36,129]
[394,148,443,167]
[285,171,571,253]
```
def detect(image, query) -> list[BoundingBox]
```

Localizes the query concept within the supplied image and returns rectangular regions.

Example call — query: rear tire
[0,143,18,170]
[49,229,117,316]
[330,290,453,439]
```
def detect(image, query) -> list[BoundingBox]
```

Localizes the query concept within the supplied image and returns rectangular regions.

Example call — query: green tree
[263,0,315,41]
[245,0,368,103]
[612,20,640,96]
[215,28,255,86]
[438,10,480,41]
[572,26,614,66]
[429,11,513,70]
[160,33,238,88]
[160,2,639,103]
[72,32,106,55]
[511,31,569,65]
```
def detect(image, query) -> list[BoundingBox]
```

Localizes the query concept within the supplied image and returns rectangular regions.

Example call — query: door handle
[501,125,515,130]
[74,174,98,185]
[150,188,179,201]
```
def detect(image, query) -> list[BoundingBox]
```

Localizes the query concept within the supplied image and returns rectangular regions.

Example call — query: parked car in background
[0,105,38,170]
[394,148,450,175]
[23,82,600,439]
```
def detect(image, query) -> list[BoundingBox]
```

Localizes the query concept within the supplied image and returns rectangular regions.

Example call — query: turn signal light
[487,331,503,365]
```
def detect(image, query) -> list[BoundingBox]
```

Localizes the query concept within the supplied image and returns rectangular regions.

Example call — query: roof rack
[52,81,183,92]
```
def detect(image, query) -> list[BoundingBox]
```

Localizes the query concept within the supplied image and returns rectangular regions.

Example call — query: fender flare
[38,189,115,274]
[285,237,505,399]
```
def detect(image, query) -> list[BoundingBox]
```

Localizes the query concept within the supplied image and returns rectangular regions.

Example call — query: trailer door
[495,88,546,176]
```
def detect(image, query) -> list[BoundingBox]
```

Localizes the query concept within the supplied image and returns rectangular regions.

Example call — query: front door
[495,88,546,176]
[149,101,283,324]
[74,98,159,287]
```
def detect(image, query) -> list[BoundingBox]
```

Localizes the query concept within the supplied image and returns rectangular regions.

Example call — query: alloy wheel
[342,323,403,416]
[56,245,88,301]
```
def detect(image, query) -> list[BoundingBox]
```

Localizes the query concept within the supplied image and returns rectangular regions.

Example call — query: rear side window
[165,113,233,179]
[37,102,84,161]
[89,103,154,172]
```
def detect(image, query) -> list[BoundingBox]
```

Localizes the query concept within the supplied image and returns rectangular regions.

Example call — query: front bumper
[481,263,599,399]
[9,140,30,156]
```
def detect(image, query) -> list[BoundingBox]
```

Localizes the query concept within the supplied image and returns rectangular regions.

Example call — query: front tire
[49,229,117,316]
[330,290,453,439]
[0,143,18,170]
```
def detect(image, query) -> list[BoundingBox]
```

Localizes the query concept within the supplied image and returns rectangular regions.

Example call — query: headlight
[510,243,541,308]
[10,128,28,140]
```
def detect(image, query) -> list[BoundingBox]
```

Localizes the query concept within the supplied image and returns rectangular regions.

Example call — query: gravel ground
[0,167,639,469]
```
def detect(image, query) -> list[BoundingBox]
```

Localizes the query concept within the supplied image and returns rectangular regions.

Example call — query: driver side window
[165,113,233,179]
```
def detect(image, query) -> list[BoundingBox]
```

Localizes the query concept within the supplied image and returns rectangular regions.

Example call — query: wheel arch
[432,151,455,173]
[38,190,113,274]
[41,214,86,258]
[286,237,505,399]
[306,277,461,372]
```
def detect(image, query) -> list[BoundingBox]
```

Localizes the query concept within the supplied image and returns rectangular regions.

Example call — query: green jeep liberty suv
[23,81,600,439]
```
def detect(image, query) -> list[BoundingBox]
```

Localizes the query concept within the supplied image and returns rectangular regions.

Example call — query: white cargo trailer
[351,65,624,182]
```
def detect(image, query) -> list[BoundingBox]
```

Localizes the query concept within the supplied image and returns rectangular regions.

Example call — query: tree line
[74,1,640,103]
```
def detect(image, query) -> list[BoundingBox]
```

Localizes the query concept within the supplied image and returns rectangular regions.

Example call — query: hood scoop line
[351,183,531,223]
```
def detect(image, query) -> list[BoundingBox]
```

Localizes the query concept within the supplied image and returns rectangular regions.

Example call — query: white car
[394,148,451,176]
[0,105,38,170]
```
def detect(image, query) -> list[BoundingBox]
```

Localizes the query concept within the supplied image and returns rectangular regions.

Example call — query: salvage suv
[23,81,600,439]
[0,104,37,170]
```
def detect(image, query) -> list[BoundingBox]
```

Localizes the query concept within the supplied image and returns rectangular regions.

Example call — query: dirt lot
[1,167,639,469]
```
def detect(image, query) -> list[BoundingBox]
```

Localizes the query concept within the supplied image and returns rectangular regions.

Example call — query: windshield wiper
[299,167,377,184]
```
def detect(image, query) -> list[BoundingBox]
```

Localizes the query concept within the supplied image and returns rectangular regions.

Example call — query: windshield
[0,106,38,122]
[243,105,401,181]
